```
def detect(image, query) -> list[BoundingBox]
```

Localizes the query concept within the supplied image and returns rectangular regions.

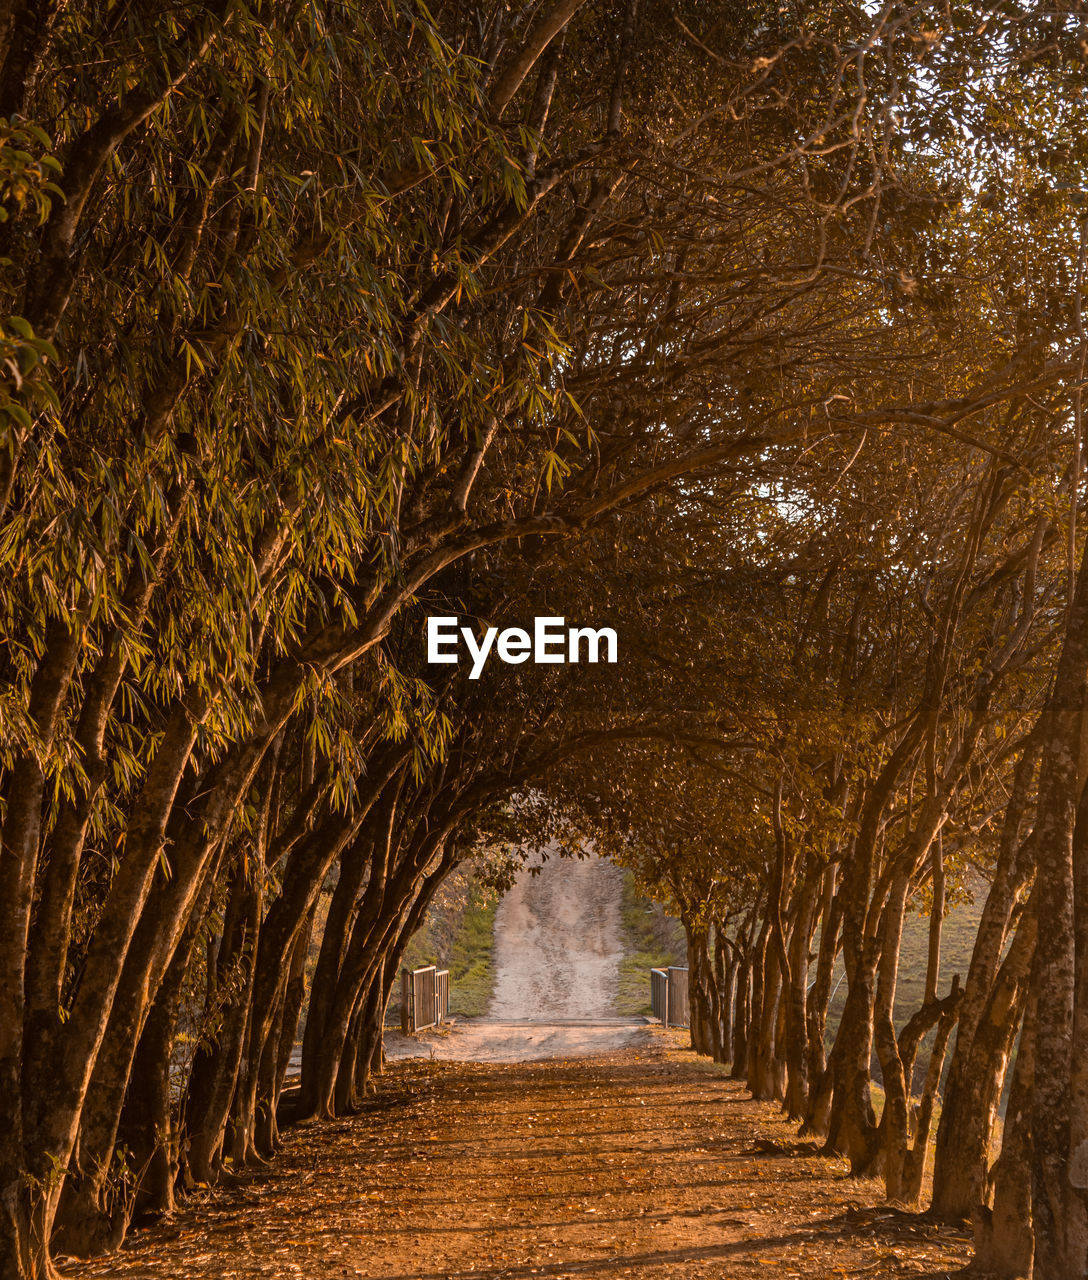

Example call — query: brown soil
[63,1032,972,1280]
[383,1018,654,1063]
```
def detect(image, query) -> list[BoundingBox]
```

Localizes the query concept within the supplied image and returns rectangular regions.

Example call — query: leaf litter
[61,1033,971,1280]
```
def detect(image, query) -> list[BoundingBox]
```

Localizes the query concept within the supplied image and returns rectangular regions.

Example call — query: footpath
[65,1035,971,1280]
[65,855,972,1279]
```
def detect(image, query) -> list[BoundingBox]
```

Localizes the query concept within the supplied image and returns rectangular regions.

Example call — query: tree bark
[1030,532,1088,1280]
[932,734,1039,1221]
[974,996,1036,1279]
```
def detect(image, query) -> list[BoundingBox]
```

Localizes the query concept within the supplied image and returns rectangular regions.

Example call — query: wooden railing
[650,966,689,1028]
[650,968,668,1023]
[401,964,450,1032]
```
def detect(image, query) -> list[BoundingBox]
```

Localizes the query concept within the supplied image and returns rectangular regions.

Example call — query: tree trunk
[931,904,1036,1223]
[353,961,387,1100]
[806,868,840,1108]
[750,939,784,1102]
[1029,531,1088,1280]
[784,872,819,1119]
[745,915,770,1088]
[872,870,912,1200]
[823,937,881,1172]
[900,984,960,1208]
[932,736,1039,1221]
[730,956,750,1081]
[184,861,261,1184]
[714,932,737,1068]
[974,995,1036,1279]
[685,922,717,1058]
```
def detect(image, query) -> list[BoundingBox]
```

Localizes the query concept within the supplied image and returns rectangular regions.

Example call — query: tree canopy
[4,2,1088,1277]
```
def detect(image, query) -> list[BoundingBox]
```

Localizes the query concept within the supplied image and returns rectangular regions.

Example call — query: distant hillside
[616,871,688,1016]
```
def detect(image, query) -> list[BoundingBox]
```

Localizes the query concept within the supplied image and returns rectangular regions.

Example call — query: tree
[4,2,1088,1276]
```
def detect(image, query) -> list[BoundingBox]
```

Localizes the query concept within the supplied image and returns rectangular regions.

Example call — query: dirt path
[385,849,647,1063]
[384,1020,653,1063]
[66,1036,971,1280]
[489,849,626,1020]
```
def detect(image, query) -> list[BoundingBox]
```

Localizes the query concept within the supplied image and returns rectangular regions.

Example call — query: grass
[615,870,687,1016]
[446,894,498,1016]
[399,879,498,1018]
[891,882,984,1023]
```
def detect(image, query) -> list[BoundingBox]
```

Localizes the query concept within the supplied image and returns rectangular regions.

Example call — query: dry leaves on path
[62,1035,972,1280]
